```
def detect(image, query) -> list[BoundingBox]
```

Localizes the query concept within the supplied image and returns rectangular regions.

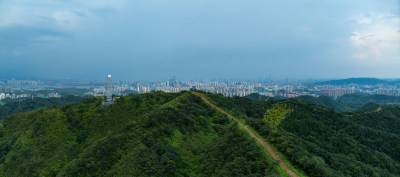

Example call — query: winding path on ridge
[192,92,299,177]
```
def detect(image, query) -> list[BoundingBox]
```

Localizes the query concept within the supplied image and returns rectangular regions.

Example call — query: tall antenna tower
[106,75,113,101]
[102,74,114,106]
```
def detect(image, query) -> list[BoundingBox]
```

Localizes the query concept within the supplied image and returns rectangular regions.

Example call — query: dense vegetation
[247,92,400,113]
[2,91,400,176]
[121,89,139,95]
[296,95,351,112]
[337,94,400,110]
[263,103,292,125]
[0,96,84,120]
[0,91,283,176]
[205,92,400,176]
[244,93,273,101]
[293,94,400,112]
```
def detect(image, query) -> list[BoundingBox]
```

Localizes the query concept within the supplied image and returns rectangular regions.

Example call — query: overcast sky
[0,0,399,80]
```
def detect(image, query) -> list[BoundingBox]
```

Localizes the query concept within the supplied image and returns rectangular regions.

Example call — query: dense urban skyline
[1,0,399,80]
[1,77,400,102]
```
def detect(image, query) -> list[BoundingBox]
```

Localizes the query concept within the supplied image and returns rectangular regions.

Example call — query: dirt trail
[192,92,299,177]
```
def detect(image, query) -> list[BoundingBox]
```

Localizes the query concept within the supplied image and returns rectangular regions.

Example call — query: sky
[0,0,399,81]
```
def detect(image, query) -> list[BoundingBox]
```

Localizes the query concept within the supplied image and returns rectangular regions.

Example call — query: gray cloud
[0,0,399,80]
[0,26,71,49]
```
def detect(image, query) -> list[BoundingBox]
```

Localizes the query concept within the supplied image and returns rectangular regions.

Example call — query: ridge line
[192,92,299,177]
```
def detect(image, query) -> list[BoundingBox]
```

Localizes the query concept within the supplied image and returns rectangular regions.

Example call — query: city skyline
[1,75,400,83]
[1,0,399,80]
[1,76,400,101]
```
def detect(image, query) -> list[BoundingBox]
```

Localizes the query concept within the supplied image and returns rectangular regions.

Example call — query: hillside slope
[296,95,352,112]
[0,92,284,177]
[2,91,399,177]
[193,92,300,177]
[295,94,400,112]
[204,93,400,177]
[245,93,273,101]
[337,94,400,110]
[0,96,84,120]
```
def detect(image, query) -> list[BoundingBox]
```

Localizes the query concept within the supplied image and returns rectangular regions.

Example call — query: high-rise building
[170,76,176,87]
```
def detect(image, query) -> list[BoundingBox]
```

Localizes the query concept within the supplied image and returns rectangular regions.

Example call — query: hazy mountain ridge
[245,93,400,112]
[314,78,400,85]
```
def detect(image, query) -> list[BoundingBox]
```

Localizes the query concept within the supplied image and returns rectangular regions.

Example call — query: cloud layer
[0,0,399,80]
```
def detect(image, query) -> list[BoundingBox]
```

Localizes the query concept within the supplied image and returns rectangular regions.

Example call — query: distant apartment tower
[275,89,288,97]
[320,89,353,97]
[170,76,177,87]
[102,74,114,106]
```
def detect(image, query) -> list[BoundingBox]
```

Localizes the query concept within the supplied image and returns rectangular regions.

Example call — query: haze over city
[1,0,399,80]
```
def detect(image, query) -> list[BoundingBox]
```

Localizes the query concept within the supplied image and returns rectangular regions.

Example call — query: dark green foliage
[297,95,352,112]
[121,89,139,95]
[199,123,279,177]
[355,102,380,112]
[296,94,400,112]
[207,93,274,119]
[244,93,273,101]
[0,91,280,176]
[337,94,400,110]
[0,95,84,120]
[4,91,399,177]
[205,92,400,177]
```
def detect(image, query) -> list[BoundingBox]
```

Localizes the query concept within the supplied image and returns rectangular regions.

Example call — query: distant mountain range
[246,93,400,112]
[314,78,400,85]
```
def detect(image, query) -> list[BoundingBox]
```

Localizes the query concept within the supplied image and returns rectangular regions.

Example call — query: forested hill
[244,93,273,101]
[1,91,400,177]
[0,91,286,177]
[287,94,399,112]
[0,96,84,120]
[203,93,400,176]
[337,94,400,110]
[296,95,352,112]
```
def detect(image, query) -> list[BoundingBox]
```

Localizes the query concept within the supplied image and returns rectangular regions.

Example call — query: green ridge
[205,92,400,177]
[0,91,282,177]
[1,91,400,177]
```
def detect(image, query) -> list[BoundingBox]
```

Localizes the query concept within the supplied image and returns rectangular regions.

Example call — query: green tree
[263,103,292,125]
